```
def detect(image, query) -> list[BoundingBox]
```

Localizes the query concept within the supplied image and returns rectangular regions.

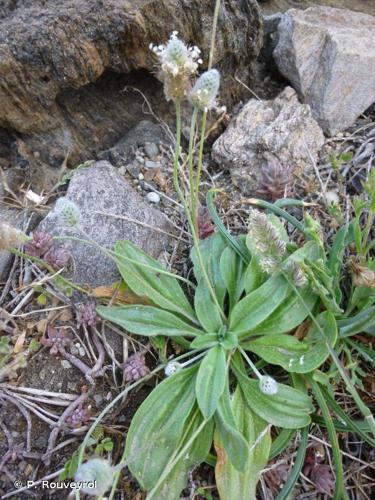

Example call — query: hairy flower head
[190,69,220,111]
[55,198,81,227]
[164,361,182,377]
[352,264,375,288]
[0,223,29,250]
[248,210,286,273]
[284,260,308,287]
[259,376,278,395]
[150,32,202,101]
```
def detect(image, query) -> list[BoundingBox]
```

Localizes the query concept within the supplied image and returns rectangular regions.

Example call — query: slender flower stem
[208,0,221,69]
[193,110,207,233]
[173,103,226,321]
[283,271,375,437]
[188,107,199,213]
[239,346,263,379]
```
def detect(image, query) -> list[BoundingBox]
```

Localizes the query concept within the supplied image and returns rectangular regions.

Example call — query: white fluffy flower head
[164,361,182,377]
[55,198,81,227]
[149,32,202,79]
[190,69,220,111]
[259,376,278,396]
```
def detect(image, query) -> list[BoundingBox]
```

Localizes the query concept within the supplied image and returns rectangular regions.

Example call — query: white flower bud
[164,361,182,377]
[55,198,81,227]
[259,376,278,395]
[74,458,115,496]
[190,69,220,111]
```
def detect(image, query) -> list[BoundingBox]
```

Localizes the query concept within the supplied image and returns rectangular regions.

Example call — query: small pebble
[135,155,145,164]
[145,160,161,169]
[118,165,127,175]
[78,346,86,357]
[146,192,160,204]
[126,162,141,178]
[61,360,72,369]
[138,173,144,180]
[144,142,159,159]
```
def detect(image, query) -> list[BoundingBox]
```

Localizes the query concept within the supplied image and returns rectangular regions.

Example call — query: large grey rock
[212,86,324,195]
[39,161,171,287]
[273,6,375,135]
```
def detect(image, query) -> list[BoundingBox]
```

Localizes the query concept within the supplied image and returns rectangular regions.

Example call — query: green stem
[188,107,199,214]
[208,0,221,69]
[172,103,226,321]
[238,346,263,379]
[283,272,375,437]
[308,376,349,500]
[193,110,207,234]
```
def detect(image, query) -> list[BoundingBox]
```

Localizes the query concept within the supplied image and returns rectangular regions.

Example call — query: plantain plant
[91,29,375,500]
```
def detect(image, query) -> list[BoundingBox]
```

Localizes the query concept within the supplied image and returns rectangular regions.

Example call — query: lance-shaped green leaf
[219,246,245,313]
[232,355,313,428]
[125,365,197,491]
[338,305,375,337]
[191,233,227,307]
[230,274,290,337]
[243,257,266,294]
[115,240,197,323]
[215,387,271,500]
[214,382,248,472]
[97,305,203,337]
[244,312,337,373]
[152,407,214,500]
[194,281,223,332]
[249,286,318,336]
[196,345,227,418]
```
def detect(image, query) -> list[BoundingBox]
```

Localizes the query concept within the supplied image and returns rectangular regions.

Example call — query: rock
[0,207,40,282]
[145,160,162,170]
[0,0,262,188]
[100,121,172,168]
[212,87,324,195]
[146,192,161,204]
[144,142,160,160]
[273,6,375,135]
[259,1,375,18]
[126,161,141,179]
[38,161,170,287]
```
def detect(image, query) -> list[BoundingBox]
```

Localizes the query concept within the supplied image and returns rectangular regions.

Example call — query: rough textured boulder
[273,6,375,135]
[212,86,324,195]
[0,0,262,190]
[38,161,171,288]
